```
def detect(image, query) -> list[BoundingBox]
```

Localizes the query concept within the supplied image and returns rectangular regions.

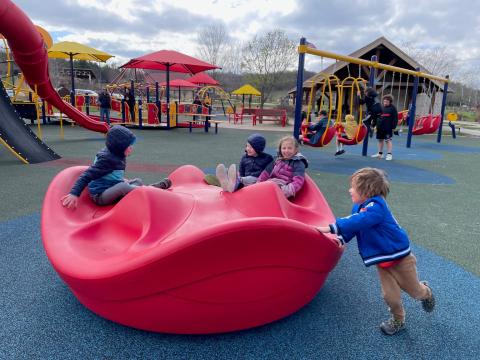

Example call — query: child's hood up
[105,125,136,156]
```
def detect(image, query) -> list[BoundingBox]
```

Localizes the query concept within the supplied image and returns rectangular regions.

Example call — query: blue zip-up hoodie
[330,196,411,266]
[69,126,136,196]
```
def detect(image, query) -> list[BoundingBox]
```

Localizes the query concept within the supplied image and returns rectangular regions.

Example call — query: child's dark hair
[383,94,394,103]
[319,110,327,116]
[277,135,299,158]
[350,167,390,199]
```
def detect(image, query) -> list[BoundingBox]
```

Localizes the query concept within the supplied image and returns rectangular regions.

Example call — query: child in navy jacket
[61,126,171,209]
[316,167,435,335]
[213,133,273,192]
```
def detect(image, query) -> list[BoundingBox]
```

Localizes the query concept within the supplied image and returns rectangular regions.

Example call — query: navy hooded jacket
[239,134,273,178]
[69,126,136,196]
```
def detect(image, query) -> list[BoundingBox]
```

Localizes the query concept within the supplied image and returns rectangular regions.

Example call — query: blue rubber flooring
[1,214,478,359]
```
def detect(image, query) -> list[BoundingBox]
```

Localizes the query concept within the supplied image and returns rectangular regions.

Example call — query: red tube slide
[0,0,109,133]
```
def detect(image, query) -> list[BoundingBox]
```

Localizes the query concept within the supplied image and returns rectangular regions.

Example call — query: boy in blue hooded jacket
[61,125,171,209]
[316,167,435,335]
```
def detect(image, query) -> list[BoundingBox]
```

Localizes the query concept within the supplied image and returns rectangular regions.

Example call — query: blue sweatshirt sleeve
[331,201,384,243]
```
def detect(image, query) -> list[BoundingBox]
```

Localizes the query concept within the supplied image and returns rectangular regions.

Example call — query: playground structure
[301,74,367,147]
[293,38,450,154]
[42,164,343,334]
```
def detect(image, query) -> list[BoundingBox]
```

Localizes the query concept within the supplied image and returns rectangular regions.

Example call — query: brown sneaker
[420,281,435,313]
[380,318,405,335]
[151,178,172,189]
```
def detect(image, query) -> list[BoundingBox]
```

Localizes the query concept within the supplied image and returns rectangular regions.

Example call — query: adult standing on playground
[372,94,398,161]
[358,87,382,137]
[124,90,136,122]
[98,88,111,125]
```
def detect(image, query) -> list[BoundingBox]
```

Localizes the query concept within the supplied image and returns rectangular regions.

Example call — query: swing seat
[41,165,343,334]
[412,114,441,135]
[302,126,336,147]
[336,125,368,146]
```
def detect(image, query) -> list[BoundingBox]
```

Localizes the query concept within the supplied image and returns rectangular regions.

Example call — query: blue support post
[138,98,143,128]
[146,86,150,103]
[121,98,125,122]
[362,55,377,156]
[406,68,420,148]
[155,82,161,123]
[41,100,47,124]
[85,95,90,116]
[166,64,171,129]
[437,75,449,143]
[293,38,306,140]
[130,80,135,124]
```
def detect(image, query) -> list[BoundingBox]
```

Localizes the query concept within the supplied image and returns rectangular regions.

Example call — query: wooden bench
[253,108,287,127]
[181,118,222,134]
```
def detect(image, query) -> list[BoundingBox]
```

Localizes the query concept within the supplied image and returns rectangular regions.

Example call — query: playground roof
[298,36,444,91]
[187,72,219,85]
[48,41,113,62]
[120,50,219,74]
[159,79,199,88]
[232,84,261,96]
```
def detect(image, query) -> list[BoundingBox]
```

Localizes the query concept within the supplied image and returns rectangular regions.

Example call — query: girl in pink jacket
[257,136,308,198]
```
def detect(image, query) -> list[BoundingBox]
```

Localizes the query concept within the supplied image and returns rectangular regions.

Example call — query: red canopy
[159,79,200,88]
[120,50,219,74]
[187,72,219,85]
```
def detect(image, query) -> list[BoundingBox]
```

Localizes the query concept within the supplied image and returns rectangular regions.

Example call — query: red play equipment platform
[41,165,343,334]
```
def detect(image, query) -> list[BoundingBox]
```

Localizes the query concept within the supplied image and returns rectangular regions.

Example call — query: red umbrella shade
[159,79,200,88]
[120,50,219,74]
[187,72,219,85]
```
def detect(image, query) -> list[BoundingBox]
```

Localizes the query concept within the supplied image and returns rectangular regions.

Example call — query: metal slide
[0,0,109,163]
[0,80,59,163]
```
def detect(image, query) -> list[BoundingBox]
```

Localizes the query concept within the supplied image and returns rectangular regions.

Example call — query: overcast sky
[12,0,480,79]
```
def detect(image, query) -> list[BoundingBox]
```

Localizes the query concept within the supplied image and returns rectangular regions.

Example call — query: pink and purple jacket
[257,153,308,197]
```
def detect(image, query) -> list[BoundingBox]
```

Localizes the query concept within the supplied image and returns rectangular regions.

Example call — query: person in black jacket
[124,90,136,122]
[61,126,171,209]
[371,95,398,161]
[358,87,382,137]
[205,133,273,192]
[299,110,330,145]
[97,88,111,125]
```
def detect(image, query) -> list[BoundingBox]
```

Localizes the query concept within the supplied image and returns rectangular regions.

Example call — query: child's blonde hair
[350,167,390,199]
[277,135,299,158]
[345,114,355,123]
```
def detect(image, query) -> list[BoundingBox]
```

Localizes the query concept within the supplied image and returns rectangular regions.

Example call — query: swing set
[301,70,368,148]
[294,38,450,154]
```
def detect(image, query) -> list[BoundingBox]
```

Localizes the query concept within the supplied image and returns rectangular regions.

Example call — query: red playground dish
[42,165,343,334]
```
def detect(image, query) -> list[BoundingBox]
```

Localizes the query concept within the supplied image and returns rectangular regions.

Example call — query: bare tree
[401,41,458,77]
[196,24,230,68]
[220,42,243,75]
[241,30,296,107]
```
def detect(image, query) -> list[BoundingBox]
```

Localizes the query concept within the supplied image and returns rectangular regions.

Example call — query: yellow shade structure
[48,41,113,62]
[232,84,261,108]
[232,84,261,96]
[48,41,113,105]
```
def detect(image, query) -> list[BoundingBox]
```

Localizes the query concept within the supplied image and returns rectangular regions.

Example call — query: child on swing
[334,114,358,156]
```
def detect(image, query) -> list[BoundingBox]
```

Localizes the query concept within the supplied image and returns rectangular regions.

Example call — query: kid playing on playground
[61,125,171,209]
[299,110,329,145]
[334,114,358,156]
[208,133,273,192]
[358,87,382,137]
[371,94,398,161]
[316,167,435,335]
[257,135,308,198]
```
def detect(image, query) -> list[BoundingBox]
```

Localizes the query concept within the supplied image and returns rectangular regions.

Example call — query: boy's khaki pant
[376,254,431,321]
